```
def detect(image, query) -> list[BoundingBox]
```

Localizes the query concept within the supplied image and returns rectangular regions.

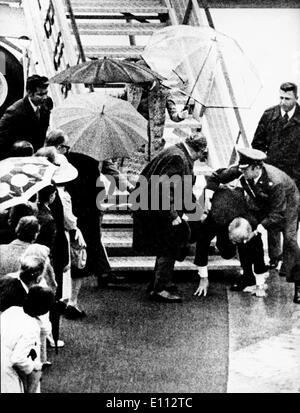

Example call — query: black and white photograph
[0,0,299,397]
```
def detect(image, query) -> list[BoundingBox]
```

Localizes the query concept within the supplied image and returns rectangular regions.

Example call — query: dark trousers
[281,194,300,282]
[267,229,282,263]
[151,256,177,292]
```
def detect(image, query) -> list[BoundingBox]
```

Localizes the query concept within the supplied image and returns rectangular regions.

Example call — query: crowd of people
[0,72,299,393]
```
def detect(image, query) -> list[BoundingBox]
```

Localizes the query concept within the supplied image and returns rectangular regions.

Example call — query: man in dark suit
[0,75,53,160]
[0,255,45,312]
[251,82,300,269]
[132,129,208,302]
[194,187,268,297]
[205,147,300,304]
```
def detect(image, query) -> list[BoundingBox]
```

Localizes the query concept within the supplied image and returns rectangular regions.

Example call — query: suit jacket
[0,239,31,278]
[252,103,300,189]
[0,95,53,159]
[0,276,27,312]
[209,186,257,229]
[206,163,300,231]
[1,306,41,393]
[132,143,196,256]
[36,204,57,254]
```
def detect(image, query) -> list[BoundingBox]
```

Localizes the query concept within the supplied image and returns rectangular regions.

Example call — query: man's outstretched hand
[194,278,209,297]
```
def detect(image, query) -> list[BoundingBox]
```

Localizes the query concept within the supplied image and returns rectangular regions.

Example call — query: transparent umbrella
[142,25,262,109]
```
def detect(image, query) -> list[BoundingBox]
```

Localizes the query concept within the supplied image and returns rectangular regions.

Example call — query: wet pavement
[43,269,300,393]
[227,270,300,393]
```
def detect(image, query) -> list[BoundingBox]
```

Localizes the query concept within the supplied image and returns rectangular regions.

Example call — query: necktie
[282,112,289,124]
[36,106,40,120]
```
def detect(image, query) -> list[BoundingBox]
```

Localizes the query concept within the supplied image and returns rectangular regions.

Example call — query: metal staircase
[17,0,245,276]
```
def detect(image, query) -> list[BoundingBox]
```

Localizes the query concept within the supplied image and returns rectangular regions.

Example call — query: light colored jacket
[0,306,41,393]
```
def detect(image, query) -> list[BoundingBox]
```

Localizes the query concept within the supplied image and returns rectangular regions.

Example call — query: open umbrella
[51,92,148,161]
[49,56,164,85]
[142,25,262,109]
[0,157,57,210]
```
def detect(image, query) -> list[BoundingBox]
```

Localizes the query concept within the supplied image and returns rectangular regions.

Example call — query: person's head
[8,203,38,231]
[19,255,45,287]
[38,184,57,205]
[15,215,40,243]
[9,140,34,157]
[23,285,55,317]
[279,82,298,113]
[45,129,70,155]
[228,217,252,244]
[237,147,266,180]
[185,128,208,161]
[22,244,50,269]
[35,146,59,165]
[26,75,49,106]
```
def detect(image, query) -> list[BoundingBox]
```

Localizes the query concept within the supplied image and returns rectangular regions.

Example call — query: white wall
[211,8,300,140]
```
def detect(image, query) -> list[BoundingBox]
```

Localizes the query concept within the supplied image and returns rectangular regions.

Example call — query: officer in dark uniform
[205,147,300,304]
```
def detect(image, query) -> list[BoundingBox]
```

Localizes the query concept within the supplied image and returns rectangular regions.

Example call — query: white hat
[52,154,78,184]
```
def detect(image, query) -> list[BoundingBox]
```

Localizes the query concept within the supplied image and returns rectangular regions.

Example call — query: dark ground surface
[42,279,229,393]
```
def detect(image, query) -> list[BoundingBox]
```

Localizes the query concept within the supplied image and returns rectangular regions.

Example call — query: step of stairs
[75,21,167,36]
[69,0,168,16]
[67,0,170,61]
[102,213,133,227]
[109,255,241,272]
[84,45,145,59]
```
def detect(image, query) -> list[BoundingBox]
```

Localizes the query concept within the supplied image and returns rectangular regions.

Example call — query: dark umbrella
[49,56,164,85]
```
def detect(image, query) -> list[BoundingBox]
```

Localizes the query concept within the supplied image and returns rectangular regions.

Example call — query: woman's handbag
[70,239,87,269]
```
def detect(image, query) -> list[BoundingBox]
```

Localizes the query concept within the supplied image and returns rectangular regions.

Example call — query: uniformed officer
[204,147,300,304]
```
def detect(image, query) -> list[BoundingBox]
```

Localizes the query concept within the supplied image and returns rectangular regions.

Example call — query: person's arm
[57,188,78,231]
[11,329,42,392]
[166,93,189,122]
[101,159,134,192]
[205,165,241,191]
[194,266,209,297]
[0,107,20,159]
[251,111,271,153]
[159,154,187,224]
[259,182,286,230]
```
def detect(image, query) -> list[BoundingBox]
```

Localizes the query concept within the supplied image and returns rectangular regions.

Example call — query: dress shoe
[54,300,68,315]
[97,272,129,288]
[64,305,87,319]
[269,255,282,269]
[42,361,52,370]
[47,337,65,348]
[251,285,266,297]
[230,276,256,292]
[293,283,300,304]
[149,289,182,303]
